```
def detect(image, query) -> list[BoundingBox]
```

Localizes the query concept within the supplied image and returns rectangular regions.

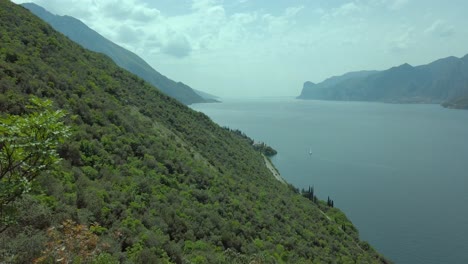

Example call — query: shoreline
[263,155,286,184]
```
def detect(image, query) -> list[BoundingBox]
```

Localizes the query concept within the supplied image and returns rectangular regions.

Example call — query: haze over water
[192,98,468,264]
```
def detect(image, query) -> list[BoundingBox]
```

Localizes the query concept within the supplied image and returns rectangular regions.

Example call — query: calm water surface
[192,98,468,264]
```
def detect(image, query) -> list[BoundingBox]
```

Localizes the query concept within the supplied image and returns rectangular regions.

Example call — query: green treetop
[0,96,70,232]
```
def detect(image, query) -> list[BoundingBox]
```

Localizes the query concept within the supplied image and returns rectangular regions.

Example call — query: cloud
[332,2,361,17]
[115,24,145,44]
[320,1,367,23]
[162,34,193,58]
[14,0,308,60]
[191,0,220,11]
[285,6,304,17]
[387,27,414,53]
[424,19,455,38]
[385,0,408,10]
[259,6,303,36]
[101,1,160,21]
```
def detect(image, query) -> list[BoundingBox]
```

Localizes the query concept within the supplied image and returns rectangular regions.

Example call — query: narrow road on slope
[262,155,365,252]
[263,155,286,184]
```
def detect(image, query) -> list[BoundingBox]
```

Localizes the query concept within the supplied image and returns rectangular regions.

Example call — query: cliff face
[299,55,468,107]
[0,1,387,263]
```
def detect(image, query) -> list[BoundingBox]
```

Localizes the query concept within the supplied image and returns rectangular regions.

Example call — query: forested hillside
[0,1,387,263]
[21,2,209,105]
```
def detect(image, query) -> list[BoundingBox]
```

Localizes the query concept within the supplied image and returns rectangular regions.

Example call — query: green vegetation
[0,97,70,232]
[225,128,277,157]
[0,1,389,263]
[253,142,278,157]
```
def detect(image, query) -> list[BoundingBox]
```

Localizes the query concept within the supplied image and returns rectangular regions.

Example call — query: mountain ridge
[22,2,212,105]
[298,54,468,108]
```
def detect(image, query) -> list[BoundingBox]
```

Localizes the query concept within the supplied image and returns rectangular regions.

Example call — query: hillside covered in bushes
[0,1,388,263]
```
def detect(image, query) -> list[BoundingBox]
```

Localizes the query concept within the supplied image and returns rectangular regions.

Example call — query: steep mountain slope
[22,2,208,105]
[298,55,468,107]
[299,71,378,100]
[1,1,387,263]
[194,88,221,102]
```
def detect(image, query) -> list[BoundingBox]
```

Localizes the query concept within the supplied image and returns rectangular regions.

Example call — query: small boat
[309,148,312,156]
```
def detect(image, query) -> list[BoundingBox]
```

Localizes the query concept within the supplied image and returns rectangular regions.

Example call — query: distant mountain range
[22,3,217,105]
[193,89,220,101]
[298,54,468,109]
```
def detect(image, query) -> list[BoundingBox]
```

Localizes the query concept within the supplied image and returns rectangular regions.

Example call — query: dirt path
[262,155,365,252]
[263,155,286,184]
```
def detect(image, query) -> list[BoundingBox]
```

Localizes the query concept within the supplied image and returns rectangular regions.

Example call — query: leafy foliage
[0,1,389,263]
[0,96,69,232]
[224,127,277,157]
[252,142,278,157]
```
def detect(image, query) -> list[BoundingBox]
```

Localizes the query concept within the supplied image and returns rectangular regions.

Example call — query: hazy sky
[12,0,468,97]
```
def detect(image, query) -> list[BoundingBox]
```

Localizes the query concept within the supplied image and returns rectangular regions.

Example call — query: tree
[0,96,70,232]
[327,197,334,208]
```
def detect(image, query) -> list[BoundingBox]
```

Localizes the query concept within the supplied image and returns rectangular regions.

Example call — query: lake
[192,98,468,264]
